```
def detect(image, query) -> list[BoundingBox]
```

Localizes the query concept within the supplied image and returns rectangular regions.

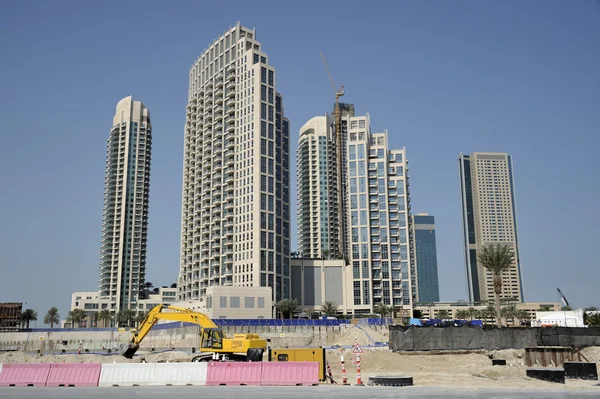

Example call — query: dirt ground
[325,347,600,390]
[1,346,599,390]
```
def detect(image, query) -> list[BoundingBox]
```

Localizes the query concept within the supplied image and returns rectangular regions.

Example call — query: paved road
[0,386,598,398]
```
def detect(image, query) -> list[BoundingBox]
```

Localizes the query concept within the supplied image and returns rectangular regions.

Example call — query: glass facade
[413,215,440,303]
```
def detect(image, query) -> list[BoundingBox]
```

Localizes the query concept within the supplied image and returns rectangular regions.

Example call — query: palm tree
[275,298,298,319]
[135,311,148,327]
[170,283,177,288]
[43,307,60,328]
[561,305,573,311]
[20,309,37,329]
[144,282,153,290]
[374,303,392,319]
[97,310,112,328]
[68,309,87,328]
[456,310,469,320]
[320,301,339,317]
[481,304,496,323]
[87,311,98,328]
[467,307,478,320]
[117,309,137,327]
[321,249,330,260]
[514,309,530,326]
[436,310,450,320]
[539,305,553,311]
[501,305,517,325]
[477,244,515,327]
[413,309,423,319]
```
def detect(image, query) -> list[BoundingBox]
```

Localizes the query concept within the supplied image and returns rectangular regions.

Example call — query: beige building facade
[459,152,523,303]
[178,23,291,303]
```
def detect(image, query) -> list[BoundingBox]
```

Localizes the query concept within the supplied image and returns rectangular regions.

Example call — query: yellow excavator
[119,304,267,362]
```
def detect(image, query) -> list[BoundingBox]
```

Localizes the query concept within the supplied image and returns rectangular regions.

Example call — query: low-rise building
[290,258,351,314]
[415,301,560,321]
[171,286,273,319]
[69,287,178,326]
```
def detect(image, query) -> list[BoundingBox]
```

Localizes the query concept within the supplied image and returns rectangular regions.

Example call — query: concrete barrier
[46,363,101,387]
[261,362,320,386]
[206,361,262,386]
[150,362,207,386]
[99,363,155,387]
[0,363,51,387]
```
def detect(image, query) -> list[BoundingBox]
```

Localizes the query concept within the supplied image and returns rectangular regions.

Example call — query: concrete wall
[0,324,387,353]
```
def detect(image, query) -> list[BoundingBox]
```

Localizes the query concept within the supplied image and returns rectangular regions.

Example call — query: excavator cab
[201,328,224,350]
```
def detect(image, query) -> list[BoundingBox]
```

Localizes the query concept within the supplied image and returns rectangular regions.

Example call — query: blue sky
[1,1,598,324]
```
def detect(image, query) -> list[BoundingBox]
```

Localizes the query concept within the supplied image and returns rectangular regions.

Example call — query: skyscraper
[178,23,291,303]
[412,213,440,303]
[459,152,523,303]
[296,114,339,259]
[345,115,415,314]
[98,96,152,311]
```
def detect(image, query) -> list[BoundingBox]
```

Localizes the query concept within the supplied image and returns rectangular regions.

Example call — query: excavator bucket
[119,343,138,359]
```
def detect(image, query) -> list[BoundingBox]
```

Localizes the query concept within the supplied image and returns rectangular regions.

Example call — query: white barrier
[99,363,155,387]
[150,362,207,386]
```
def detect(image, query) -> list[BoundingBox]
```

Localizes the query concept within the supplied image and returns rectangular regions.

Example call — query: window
[359,177,366,193]
[350,195,358,210]
[350,178,357,193]
[359,194,367,208]
[349,162,356,177]
[358,161,365,176]
[360,210,367,225]
[220,296,227,308]
[258,297,265,308]
[360,227,368,242]
[230,296,240,308]
[351,211,358,226]
[349,145,356,160]
[357,144,365,159]
[245,297,255,308]
[362,261,369,279]
[353,261,360,278]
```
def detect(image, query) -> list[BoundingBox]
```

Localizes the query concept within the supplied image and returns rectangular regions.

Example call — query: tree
[68,309,87,328]
[97,310,112,328]
[275,299,298,319]
[321,249,330,260]
[320,301,339,317]
[43,306,60,328]
[152,287,159,294]
[514,310,531,326]
[456,310,469,320]
[561,305,573,311]
[135,311,147,327]
[87,311,98,328]
[20,309,37,329]
[539,305,553,311]
[467,307,478,320]
[117,309,137,327]
[374,303,392,319]
[436,310,450,320]
[501,305,517,325]
[144,282,153,290]
[477,244,515,327]
[584,306,598,312]
[413,309,423,319]
[480,304,496,323]
[587,313,600,327]
[170,283,177,288]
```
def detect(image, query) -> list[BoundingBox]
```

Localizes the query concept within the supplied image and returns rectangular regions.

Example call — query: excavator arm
[120,304,220,358]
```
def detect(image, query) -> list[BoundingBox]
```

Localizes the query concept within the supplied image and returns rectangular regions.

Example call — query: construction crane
[557,288,570,308]
[320,52,346,263]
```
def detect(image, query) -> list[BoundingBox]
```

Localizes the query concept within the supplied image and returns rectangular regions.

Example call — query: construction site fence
[389,325,600,352]
[20,318,394,332]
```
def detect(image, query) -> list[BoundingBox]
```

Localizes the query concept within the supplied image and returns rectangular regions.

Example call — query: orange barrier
[260,362,320,386]
[206,362,262,386]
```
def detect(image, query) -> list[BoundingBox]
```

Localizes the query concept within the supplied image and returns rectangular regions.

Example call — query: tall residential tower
[178,23,291,303]
[459,152,523,303]
[296,114,339,259]
[98,96,152,311]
